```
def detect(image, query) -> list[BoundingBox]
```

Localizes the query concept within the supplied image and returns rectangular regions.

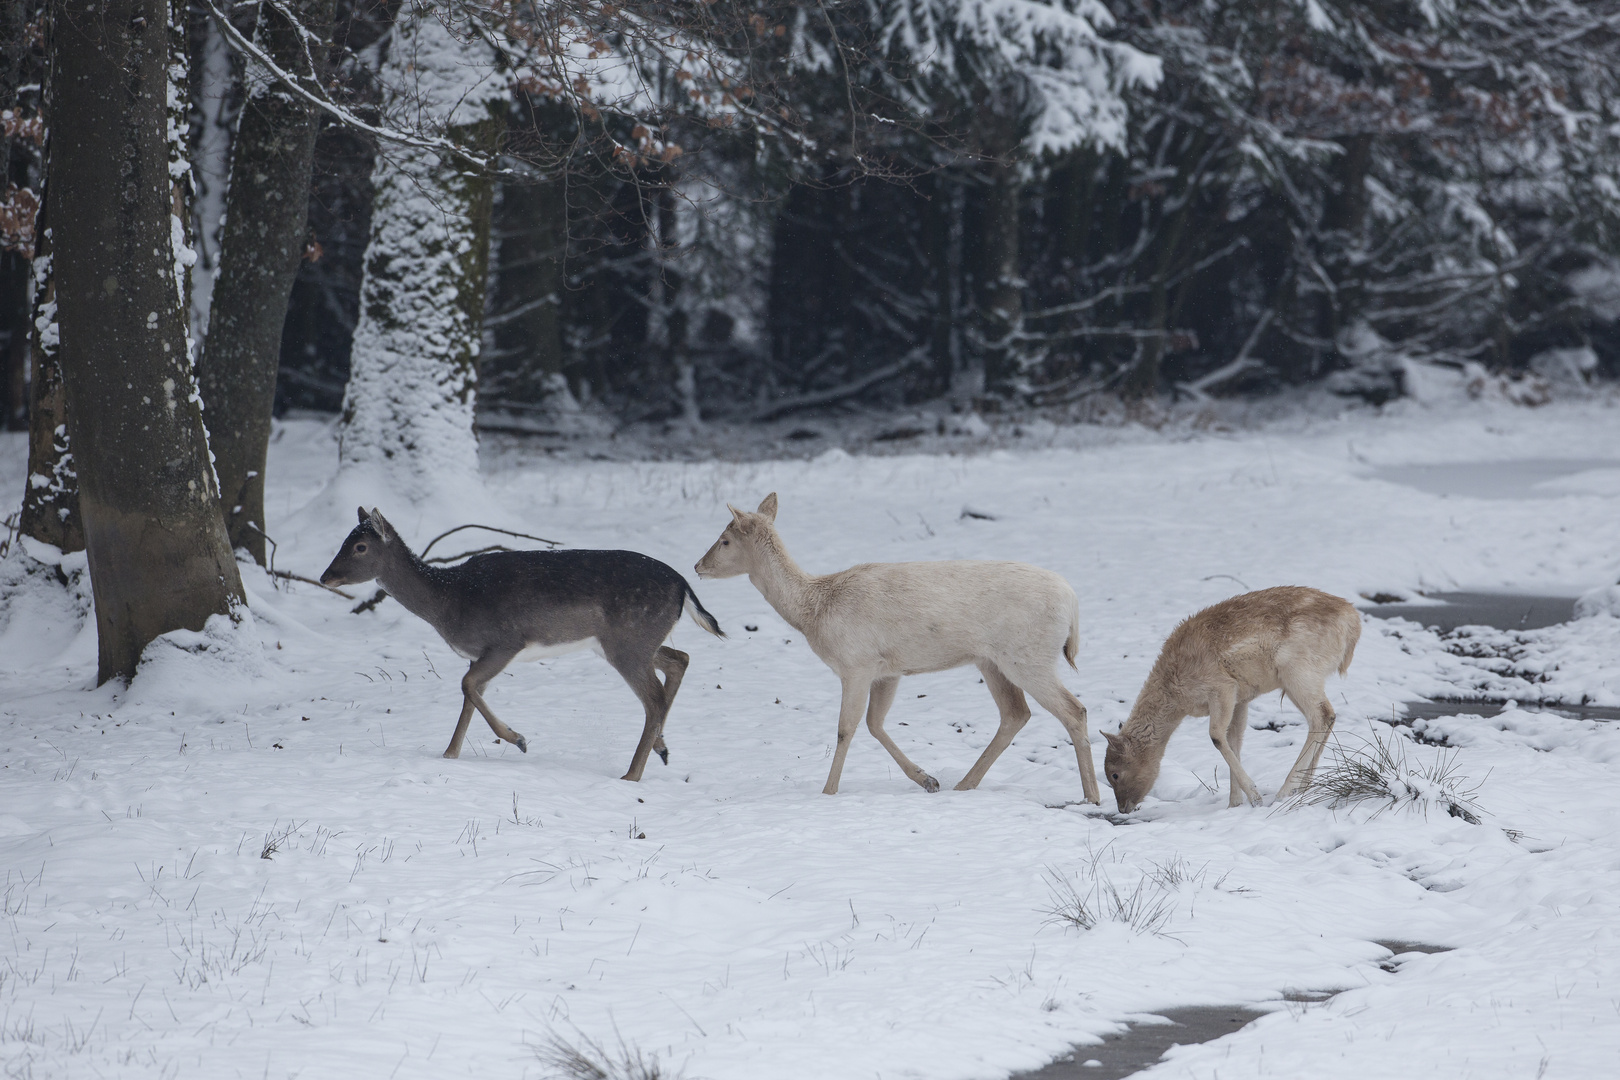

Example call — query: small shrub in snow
[538,1032,680,1080]
[1290,729,1484,824]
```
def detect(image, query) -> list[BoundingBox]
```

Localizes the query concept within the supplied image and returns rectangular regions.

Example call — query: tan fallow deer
[695,494,1100,802]
[1102,585,1361,813]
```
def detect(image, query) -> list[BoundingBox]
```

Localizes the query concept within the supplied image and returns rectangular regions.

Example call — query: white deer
[1102,586,1361,813]
[695,494,1100,801]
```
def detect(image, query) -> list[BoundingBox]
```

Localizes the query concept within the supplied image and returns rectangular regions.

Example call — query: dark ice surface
[1011,1006,1269,1080]
[1363,592,1575,632]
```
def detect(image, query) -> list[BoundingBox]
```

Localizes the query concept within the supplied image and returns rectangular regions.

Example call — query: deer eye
[721,539,729,546]
[1110,772,1120,781]
[355,542,368,554]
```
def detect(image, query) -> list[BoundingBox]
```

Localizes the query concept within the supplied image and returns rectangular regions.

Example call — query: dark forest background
[6,0,1620,440]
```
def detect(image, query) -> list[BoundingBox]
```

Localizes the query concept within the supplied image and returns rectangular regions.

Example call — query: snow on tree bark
[187,4,243,345]
[46,0,244,682]
[199,0,332,563]
[339,3,505,501]
[18,223,81,554]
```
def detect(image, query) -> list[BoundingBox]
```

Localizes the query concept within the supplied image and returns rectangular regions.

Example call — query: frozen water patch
[1014,1006,1268,1079]
[1369,458,1620,499]
[1363,592,1577,632]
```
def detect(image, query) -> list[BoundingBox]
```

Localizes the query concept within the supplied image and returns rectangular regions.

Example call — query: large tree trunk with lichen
[197,0,331,564]
[46,0,244,682]
[338,4,504,501]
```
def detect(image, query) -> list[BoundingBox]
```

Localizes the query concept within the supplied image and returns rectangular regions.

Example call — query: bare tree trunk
[490,153,566,402]
[17,221,81,552]
[1,0,35,431]
[339,4,504,499]
[186,0,245,344]
[1315,132,1373,373]
[0,250,24,428]
[197,0,331,563]
[969,155,1022,394]
[47,0,244,682]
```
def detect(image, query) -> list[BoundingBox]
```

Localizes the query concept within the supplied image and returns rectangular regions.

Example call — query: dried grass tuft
[537,1031,681,1080]
[1291,729,1484,824]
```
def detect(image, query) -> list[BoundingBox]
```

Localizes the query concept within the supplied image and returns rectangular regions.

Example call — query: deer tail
[1063,599,1080,670]
[1338,610,1361,676]
[683,584,726,639]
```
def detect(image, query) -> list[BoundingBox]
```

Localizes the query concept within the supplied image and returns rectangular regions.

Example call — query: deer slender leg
[1208,684,1263,805]
[649,646,689,765]
[1012,667,1101,805]
[823,675,873,795]
[612,649,675,782]
[1276,681,1336,798]
[1225,699,1252,807]
[444,697,477,759]
[862,676,938,792]
[444,649,525,757]
[955,662,1031,791]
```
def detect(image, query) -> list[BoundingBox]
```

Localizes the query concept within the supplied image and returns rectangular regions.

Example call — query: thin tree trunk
[970,156,1021,393]
[1120,197,1191,400]
[0,250,24,428]
[47,0,244,682]
[1,0,34,431]
[339,3,504,499]
[186,0,245,345]
[491,162,566,401]
[1315,133,1373,373]
[17,219,81,552]
[197,0,331,563]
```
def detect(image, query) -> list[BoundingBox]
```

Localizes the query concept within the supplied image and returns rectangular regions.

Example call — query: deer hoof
[514,734,528,754]
[920,774,940,793]
[656,746,669,765]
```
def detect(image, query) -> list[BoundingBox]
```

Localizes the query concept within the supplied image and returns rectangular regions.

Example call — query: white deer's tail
[683,585,726,638]
[1063,599,1080,670]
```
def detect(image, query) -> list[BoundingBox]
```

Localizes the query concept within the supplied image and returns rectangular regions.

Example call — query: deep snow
[3,394,1620,1079]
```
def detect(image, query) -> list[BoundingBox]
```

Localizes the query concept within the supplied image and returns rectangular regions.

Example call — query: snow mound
[1574,583,1620,619]
[129,608,267,708]
[0,539,94,675]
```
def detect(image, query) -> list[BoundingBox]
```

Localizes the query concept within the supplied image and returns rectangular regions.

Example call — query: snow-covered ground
[3,394,1620,1079]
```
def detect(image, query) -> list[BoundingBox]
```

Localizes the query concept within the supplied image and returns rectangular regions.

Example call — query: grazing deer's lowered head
[697,494,1100,801]
[322,507,724,775]
[1103,585,1361,814]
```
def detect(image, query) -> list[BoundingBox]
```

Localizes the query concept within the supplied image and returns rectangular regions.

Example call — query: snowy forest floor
[3,387,1620,1079]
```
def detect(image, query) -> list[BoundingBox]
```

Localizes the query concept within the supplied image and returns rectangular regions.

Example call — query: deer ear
[357,506,369,524]
[757,492,778,521]
[1103,730,1125,751]
[369,509,397,544]
[727,503,746,523]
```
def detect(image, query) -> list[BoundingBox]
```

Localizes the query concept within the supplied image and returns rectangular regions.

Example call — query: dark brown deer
[321,508,724,777]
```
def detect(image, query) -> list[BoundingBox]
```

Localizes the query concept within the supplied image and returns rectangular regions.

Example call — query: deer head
[320,506,402,587]
[1102,729,1159,814]
[694,493,777,579]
